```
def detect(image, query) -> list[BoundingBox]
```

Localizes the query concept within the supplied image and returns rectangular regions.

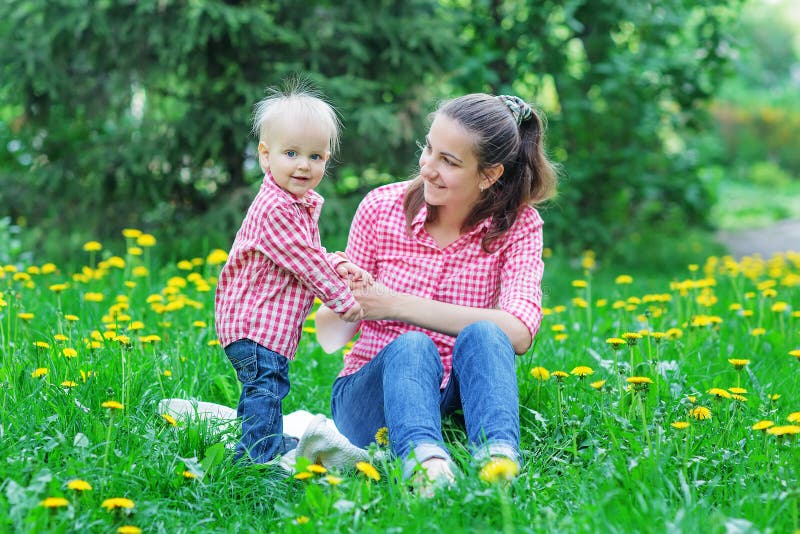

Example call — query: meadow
[1,230,798,533]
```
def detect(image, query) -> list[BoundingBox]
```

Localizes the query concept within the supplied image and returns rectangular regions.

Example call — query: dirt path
[716,218,800,258]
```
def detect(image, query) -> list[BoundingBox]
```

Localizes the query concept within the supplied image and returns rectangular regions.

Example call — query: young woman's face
[418,114,486,213]
[258,116,330,199]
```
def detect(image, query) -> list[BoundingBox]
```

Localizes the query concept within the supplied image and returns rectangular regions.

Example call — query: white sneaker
[413,458,456,497]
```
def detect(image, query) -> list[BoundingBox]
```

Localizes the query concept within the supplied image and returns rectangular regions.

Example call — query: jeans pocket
[225,342,259,384]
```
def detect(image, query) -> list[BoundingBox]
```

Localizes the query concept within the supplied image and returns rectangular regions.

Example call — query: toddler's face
[259,117,331,198]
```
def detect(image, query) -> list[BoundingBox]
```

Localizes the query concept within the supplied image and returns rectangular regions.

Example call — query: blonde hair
[252,79,341,156]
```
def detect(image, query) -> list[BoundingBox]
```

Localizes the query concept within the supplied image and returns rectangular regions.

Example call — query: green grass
[713,179,800,231]
[1,236,799,533]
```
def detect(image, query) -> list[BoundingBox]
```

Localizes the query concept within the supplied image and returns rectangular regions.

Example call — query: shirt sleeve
[261,203,356,314]
[497,215,544,340]
[344,190,381,276]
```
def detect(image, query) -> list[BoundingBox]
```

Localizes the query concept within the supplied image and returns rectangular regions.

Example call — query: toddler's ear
[258,142,270,173]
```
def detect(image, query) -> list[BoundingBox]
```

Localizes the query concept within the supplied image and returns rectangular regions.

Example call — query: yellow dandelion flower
[293,471,314,480]
[117,526,142,534]
[550,324,566,332]
[62,347,78,358]
[571,297,588,308]
[296,516,310,525]
[101,497,135,511]
[671,422,690,430]
[649,332,666,342]
[355,461,380,481]
[161,414,178,427]
[626,376,653,385]
[65,314,79,322]
[49,283,68,293]
[53,334,68,342]
[590,380,606,390]
[553,305,566,313]
[324,475,343,485]
[182,470,197,479]
[40,497,69,508]
[707,388,732,399]
[61,380,77,388]
[82,241,102,252]
[66,479,92,491]
[163,370,172,377]
[750,328,766,337]
[136,234,156,247]
[177,260,194,271]
[307,464,327,474]
[595,299,608,307]
[375,426,390,446]
[41,263,57,274]
[208,339,220,347]
[122,228,142,239]
[727,358,750,370]
[570,366,594,377]
[688,264,698,272]
[769,394,781,401]
[666,328,683,339]
[571,280,588,288]
[615,274,633,284]
[128,321,145,331]
[479,457,520,483]
[691,406,712,420]
[622,332,642,346]
[206,249,229,265]
[530,367,550,381]
[102,400,124,410]
[31,367,48,378]
[731,394,747,402]
[192,320,207,328]
[84,292,104,303]
[728,387,747,394]
[132,266,149,277]
[552,370,569,381]
[128,247,143,256]
[789,349,800,360]
[787,412,800,423]
[34,341,50,349]
[554,333,569,341]
[606,338,626,350]
[18,312,34,321]
[766,425,800,437]
[752,420,774,431]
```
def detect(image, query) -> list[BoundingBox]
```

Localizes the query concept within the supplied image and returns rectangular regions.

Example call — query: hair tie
[497,95,533,126]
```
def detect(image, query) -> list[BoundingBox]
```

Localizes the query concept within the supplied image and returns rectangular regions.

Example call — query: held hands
[334,260,373,289]
[339,301,364,323]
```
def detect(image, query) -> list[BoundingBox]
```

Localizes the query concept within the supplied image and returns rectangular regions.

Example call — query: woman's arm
[354,282,532,354]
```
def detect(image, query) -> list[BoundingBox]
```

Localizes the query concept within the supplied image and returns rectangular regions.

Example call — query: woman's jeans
[331,321,520,479]
[224,339,297,464]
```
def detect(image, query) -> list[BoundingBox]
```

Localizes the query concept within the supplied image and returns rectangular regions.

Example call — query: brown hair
[403,93,557,252]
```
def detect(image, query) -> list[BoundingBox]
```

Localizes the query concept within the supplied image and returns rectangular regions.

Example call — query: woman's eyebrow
[426,136,463,163]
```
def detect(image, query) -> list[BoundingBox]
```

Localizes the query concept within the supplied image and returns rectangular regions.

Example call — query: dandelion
[122,228,142,239]
[707,388,732,399]
[40,497,69,508]
[182,470,197,479]
[554,333,569,342]
[728,387,747,394]
[690,406,712,420]
[296,517,310,525]
[102,400,124,410]
[128,247,143,257]
[750,328,766,337]
[790,349,800,360]
[530,367,550,381]
[293,471,313,480]
[622,332,642,346]
[206,249,229,265]
[32,367,48,378]
[671,422,690,430]
[728,358,750,370]
[49,283,68,293]
[208,339,220,347]
[590,380,606,390]
[552,370,569,382]
[66,479,93,491]
[101,497,135,511]
[61,381,77,388]
[752,421,774,431]
[766,425,800,437]
[615,274,633,284]
[324,475,343,485]
[731,394,747,402]
[626,376,653,385]
[136,234,156,247]
[606,338,626,350]
[479,457,519,483]
[118,527,142,534]
[62,347,78,358]
[84,292,104,303]
[769,394,781,402]
[570,366,594,378]
[375,427,389,446]
[666,328,683,339]
[65,314,79,322]
[177,260,194,271]
[82,241,102,252]
[355,461,380,481]
[571,280,588,288]
[307,464,327,474]
[34,341,50,349]
[161,414,178,427]
[787,412,800,423]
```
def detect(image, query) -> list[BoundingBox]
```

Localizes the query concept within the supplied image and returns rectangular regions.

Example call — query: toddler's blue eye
[286,150,297,157]
[311,154,322,161]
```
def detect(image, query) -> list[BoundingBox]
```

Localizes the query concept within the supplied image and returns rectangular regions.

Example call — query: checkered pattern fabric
[215,173,355,359]
[340,181,544,386]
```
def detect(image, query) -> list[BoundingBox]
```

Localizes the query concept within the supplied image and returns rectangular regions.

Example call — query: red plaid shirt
[341,181,544,386]
[215,173,356,359]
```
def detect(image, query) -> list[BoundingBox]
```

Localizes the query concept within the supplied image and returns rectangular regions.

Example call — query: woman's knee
[383,331,442,374]
[456,321,512,350]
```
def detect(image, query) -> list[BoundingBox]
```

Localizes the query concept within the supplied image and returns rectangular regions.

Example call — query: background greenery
[2,0,797,269]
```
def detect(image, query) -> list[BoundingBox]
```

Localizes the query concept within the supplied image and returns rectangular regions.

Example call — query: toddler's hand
[336,261,373,286]
[340,302,364,323]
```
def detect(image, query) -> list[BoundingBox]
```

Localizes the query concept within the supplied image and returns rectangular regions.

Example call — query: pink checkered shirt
[340,181,544,386]
[215,173,356,359]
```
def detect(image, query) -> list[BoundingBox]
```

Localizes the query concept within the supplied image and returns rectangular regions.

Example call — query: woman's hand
[351,280,402,321]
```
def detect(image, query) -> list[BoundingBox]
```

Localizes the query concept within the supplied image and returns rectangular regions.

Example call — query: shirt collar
[411,203,493,240]
[262,172,323,209]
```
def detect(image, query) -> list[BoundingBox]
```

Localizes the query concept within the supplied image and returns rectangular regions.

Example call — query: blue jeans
[331,321,520,478]
[224,339,297,463]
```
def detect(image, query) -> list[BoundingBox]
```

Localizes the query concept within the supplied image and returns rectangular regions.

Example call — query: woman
[320,93,557,488]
